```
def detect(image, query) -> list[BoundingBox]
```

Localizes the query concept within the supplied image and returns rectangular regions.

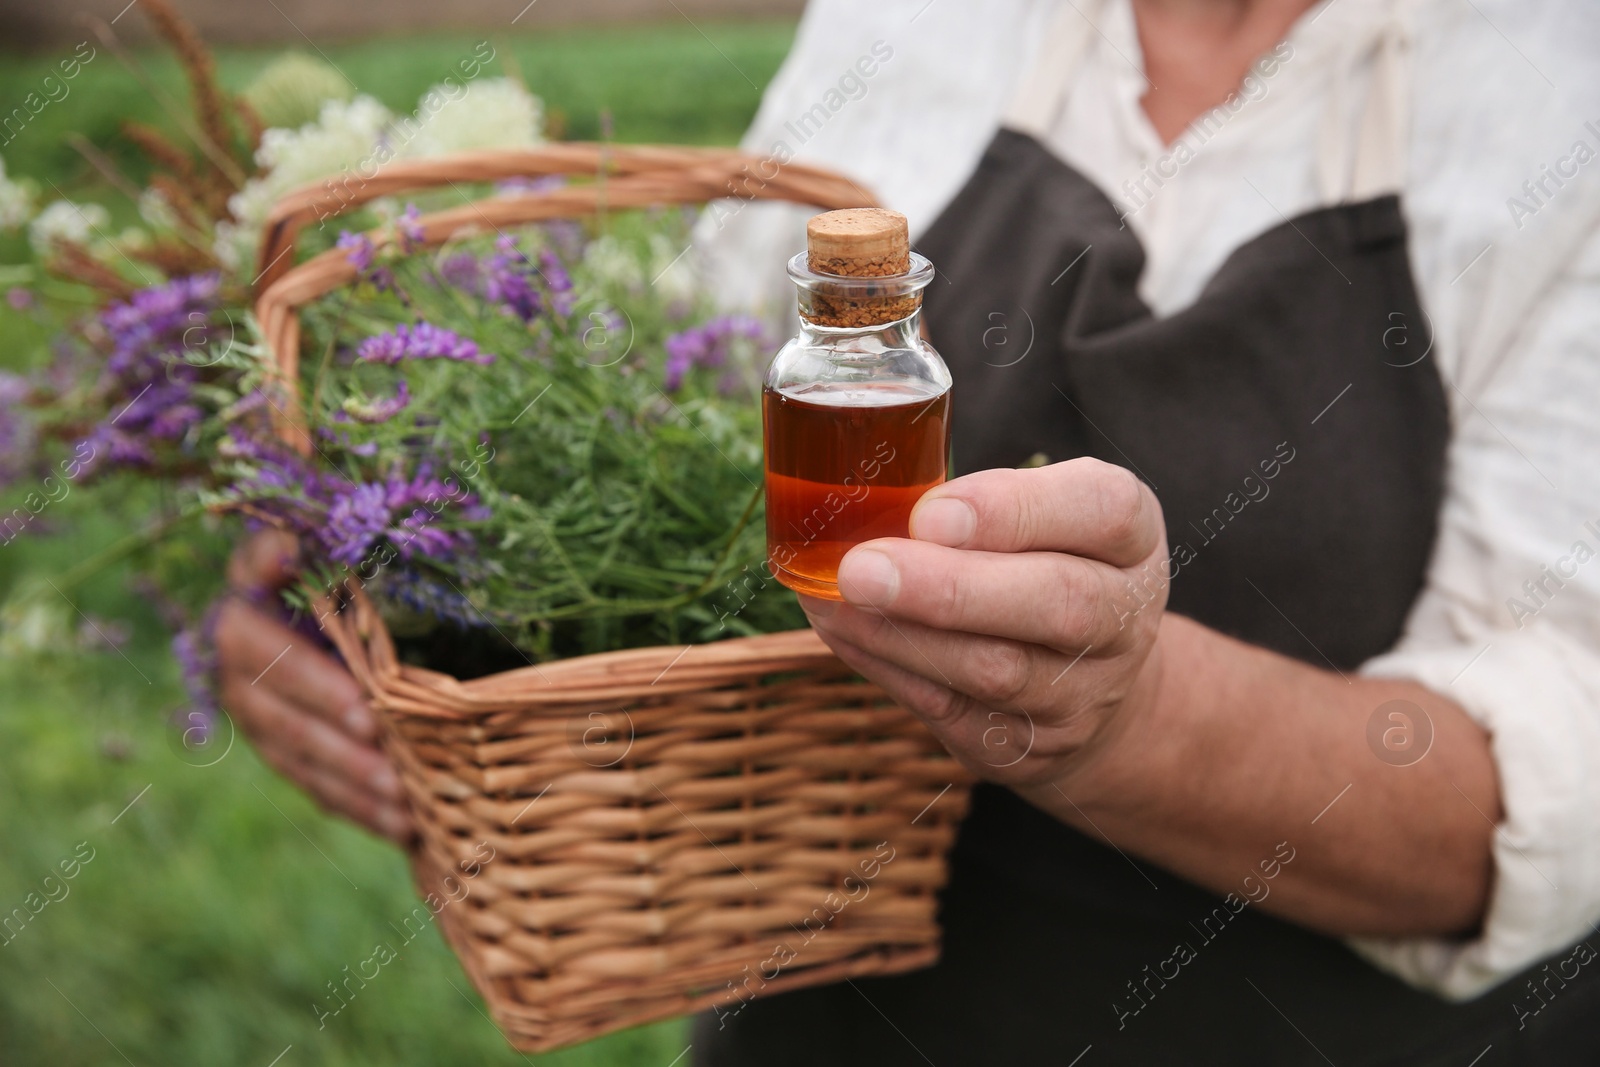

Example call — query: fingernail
[913,497,975,547]
[344,705,376,739]
[838,549,899,608]
[797,594,836,619]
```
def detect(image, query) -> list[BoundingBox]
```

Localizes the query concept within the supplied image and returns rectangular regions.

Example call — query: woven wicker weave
[254,145,973,1052]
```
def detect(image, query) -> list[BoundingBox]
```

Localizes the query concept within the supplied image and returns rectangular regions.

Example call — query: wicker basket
[253,145,973,1053]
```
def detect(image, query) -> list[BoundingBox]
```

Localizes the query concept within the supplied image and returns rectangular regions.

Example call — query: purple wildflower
[216,422,323,526]
[109,380,204,443]
[0,372,32,489]
[214,397,488,585]
[322,482,392,567]
[171,614,221,748]
[438,252,482,293]
[399,203,425,251]
[356,322,493,365]
[223,388,271,420]
[7,287,33,310]
[317,467,485,569]
[342,379,411,424]
[338,230,396,291]
[383,567,494,629]
[539,248,576,316]
[316,414,381,457]
[543,219,586,262]
[662,315,768,392]
[75,274,225,476]
[75,423,151,473]
[663,347,692,393]
[484,235,542,322]
[101,273,220,377]
[337,231,376,272]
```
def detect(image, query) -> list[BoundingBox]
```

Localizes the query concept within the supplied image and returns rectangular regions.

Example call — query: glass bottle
[762,209,952,601]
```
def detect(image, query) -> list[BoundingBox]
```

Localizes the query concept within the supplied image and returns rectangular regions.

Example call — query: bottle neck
[795,306,923,350]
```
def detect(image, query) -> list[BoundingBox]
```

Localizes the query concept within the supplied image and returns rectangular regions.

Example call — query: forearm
[1024,613,1501,939]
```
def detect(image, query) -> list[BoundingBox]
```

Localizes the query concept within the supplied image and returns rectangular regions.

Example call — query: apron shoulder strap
[1003,0,1412,204]
[1001,0,1108,138]
[1316,11,1412,203]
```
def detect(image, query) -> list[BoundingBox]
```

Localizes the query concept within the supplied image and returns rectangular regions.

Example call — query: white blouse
[696,0,1600,999]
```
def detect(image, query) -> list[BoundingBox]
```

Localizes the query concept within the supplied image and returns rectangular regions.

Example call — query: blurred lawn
[0,18,794,1064]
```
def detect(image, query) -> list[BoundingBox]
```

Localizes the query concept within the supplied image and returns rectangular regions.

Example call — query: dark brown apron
[697,8,1596,1064]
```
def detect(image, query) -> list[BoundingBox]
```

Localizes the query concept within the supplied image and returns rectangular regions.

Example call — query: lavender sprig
[357,322,494,365]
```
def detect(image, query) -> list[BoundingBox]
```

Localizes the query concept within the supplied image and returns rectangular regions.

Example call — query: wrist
[1026,613,1195,811]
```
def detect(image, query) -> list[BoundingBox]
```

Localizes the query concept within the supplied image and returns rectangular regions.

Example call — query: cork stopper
[802,209,918,328]
[807,209,910,277]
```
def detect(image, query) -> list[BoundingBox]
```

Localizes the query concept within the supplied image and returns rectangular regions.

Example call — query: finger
[252,737,413,844]
[226,528,302,593]
[225,684,403,804]
[836,538,1155,651]
[215,596,377,741]
[816,631,1033,776]
[807,599,1081,717]
[909,458,1162,567]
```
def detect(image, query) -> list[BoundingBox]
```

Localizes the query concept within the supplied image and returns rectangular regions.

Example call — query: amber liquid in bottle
[763,380,950,599]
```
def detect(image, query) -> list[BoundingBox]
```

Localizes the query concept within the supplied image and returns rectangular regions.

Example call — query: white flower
[241,52,354,131]
[219,94,394,269]
[583,234,647,291]
[0,599,74,659]
[28,199,110,258]
[138,186,177,230]
[214,79,546,277]
[396,78,543,159]
[0,156,34,231]
[253,94,393,182]
[648,232,700,304]
[211,220,244,272]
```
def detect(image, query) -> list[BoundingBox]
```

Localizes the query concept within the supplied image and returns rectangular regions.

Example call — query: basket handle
[251,143,879,452]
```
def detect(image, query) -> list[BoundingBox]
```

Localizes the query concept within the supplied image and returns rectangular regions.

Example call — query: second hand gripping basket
[252,144,974,1052]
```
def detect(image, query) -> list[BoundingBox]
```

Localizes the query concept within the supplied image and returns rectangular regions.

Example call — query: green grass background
[0,18,793,1064]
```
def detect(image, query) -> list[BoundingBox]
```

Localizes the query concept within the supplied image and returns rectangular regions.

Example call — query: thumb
[226,529,303,595]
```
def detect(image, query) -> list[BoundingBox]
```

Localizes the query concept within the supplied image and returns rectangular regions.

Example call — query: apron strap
[1316,10,1412,202]
[1001,0,1107,138]
[1003,0,1412,207]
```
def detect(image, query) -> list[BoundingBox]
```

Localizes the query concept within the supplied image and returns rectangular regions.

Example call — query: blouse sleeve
[1349,227,1600,1000]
